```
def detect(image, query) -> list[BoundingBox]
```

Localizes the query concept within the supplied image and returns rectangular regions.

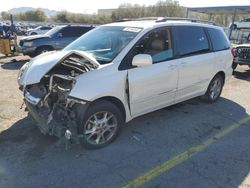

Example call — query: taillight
[231,48,237,57]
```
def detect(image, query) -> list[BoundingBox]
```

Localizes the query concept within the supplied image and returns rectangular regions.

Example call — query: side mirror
[132,54,153,68]
[57,33,63,38]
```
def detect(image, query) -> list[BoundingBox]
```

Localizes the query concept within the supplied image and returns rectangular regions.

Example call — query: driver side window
[132,28,173,64]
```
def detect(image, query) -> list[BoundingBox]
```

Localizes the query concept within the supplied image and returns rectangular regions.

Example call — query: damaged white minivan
[18,18,233,149]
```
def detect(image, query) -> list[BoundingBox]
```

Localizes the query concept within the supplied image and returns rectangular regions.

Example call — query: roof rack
[117,17,159,22]
[118,17,217,26]
[156,17,217,25]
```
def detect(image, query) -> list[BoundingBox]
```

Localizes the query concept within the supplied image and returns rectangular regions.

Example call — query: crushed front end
[20,52,98,142]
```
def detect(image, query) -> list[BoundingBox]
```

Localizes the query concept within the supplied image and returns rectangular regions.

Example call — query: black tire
[31,32,37,35]
[232,63,238,70]
[201,74,224,103]
[36,46,53,56]
[78,100,124,149]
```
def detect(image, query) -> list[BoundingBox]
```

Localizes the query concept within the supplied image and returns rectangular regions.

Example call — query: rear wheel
[79,100,123,149]
[201,75,224,103]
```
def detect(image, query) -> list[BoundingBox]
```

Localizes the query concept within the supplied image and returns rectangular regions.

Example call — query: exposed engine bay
[23,53,97,141]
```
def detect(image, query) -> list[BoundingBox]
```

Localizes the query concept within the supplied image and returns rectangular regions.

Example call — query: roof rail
[156,17,217,25]
[117,17,160,22]
[117,17,217,26]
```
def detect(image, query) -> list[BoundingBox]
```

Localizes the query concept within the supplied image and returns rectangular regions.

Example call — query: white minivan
[18,18,233,149]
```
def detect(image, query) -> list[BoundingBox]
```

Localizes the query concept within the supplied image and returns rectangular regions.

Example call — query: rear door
[172,26,215,102]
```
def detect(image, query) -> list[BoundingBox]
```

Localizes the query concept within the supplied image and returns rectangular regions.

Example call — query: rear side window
[40,27,51,30]
[74,27,93,37]
[207,28,230,51]
[173,26,210,57]
[60,27,92,37]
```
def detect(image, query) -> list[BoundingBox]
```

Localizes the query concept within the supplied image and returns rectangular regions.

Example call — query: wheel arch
[215,71,225,85]
[35,45,54,55]
[91,96,126,123]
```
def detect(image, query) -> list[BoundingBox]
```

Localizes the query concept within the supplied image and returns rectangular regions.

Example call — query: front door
[127,27,179,117]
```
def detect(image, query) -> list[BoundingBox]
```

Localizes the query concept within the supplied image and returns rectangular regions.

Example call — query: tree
[1,11,11,20]
[52,11,70,23]
[111,0,186,21]
[14,9,47,22]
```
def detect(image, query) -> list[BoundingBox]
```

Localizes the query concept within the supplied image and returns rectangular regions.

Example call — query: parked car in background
[232,33,250,70]
[18,25,94,57]
[18,18,233,149]
[26,26,52,35]
[230,18,250,30]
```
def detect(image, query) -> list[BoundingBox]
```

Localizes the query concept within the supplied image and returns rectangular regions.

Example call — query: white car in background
[230,18,250,30]
[18,18,233,149]
[27,26,52,35]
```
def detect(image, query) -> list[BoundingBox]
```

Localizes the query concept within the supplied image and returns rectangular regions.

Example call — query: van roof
[105,18,222,30]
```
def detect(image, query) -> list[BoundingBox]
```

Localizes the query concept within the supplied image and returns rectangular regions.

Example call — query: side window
[130,28,173,64]
[207,28,230,51]
[173,26,210,57]
[74,27,92,37]
[244,18,250,22]
[60,27,77,37]
[40,27,51,30]
[60,27,92,37]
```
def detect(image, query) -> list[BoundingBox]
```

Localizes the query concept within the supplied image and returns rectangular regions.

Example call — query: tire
[31,32,37,35]
[78,100,124,149]
[232,63,238,70]
[201,75,224,103]
[35,46,53,56]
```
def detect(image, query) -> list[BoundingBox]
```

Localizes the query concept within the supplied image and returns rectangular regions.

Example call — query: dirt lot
[0,56,250,188]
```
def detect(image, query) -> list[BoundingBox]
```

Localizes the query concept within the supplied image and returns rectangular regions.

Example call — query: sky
[0,0,249,13]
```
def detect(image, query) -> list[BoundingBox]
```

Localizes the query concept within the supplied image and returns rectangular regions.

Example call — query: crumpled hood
[19,50,100,86]
[20,34,49,41]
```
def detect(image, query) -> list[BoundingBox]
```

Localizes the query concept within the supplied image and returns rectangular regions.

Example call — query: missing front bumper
[25,100,67,137]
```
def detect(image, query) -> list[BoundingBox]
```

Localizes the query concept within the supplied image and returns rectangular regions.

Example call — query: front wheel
[201,75,224,103]
[79,100,123,149]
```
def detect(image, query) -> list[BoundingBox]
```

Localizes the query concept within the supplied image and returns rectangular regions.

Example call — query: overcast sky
[0,0,249,13]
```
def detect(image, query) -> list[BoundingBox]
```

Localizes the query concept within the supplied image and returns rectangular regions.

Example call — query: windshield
[64,26,142,64]
[45,26,64,37]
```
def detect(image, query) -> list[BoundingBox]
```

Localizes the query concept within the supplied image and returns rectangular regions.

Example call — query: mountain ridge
[7,7,58,17]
